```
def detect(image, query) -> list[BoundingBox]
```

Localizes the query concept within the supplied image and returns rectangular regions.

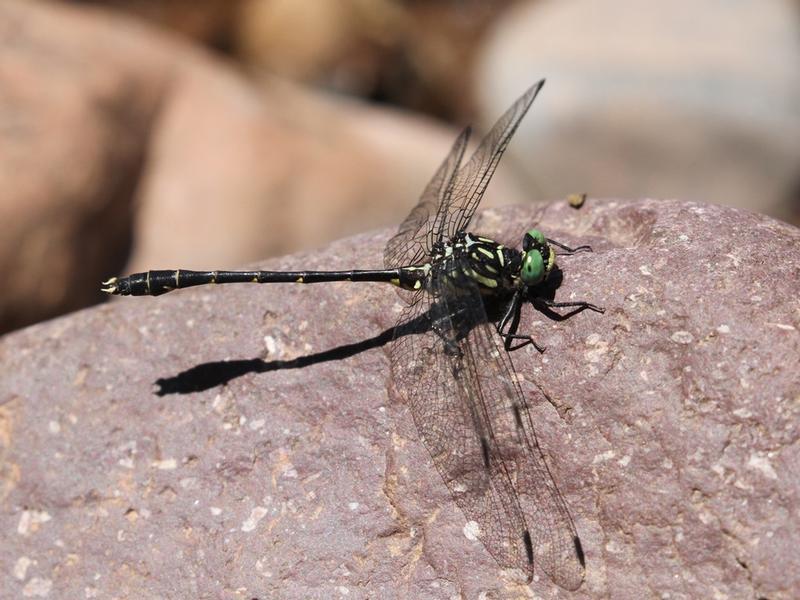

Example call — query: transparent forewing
[383,128,470,270]
[389,283,526,572]
[450,278,586,590]
[445,80,545,239]
[389,257,584,589]
[384,80,544,271]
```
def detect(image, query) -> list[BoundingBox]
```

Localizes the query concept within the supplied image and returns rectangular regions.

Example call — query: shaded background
[1,0,799,335]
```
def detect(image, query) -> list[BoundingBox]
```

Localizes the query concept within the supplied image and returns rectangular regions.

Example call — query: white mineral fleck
[463,520,481,541]
[241,507,268,532]
[14,556,32,580]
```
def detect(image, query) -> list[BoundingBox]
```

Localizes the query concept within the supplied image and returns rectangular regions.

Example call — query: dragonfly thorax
[427,229,556,296]
[429,232,525,295]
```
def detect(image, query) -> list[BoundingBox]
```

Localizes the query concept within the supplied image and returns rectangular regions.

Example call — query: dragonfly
[102,79,602,590]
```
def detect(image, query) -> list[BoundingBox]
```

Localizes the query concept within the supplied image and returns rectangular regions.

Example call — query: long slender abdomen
[102,270,259,296]
[101,267,426,296]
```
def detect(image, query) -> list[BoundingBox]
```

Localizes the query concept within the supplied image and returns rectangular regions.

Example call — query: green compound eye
[522,228,546,251]
[521,250,545,285]
[529,229,546,244]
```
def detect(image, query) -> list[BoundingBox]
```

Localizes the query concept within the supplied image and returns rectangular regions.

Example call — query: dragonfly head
[520,229,555,286]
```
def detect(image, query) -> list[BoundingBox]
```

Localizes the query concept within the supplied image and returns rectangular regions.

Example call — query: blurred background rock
[1,0,798,335]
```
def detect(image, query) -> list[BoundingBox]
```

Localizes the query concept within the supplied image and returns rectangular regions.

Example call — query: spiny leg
[533,297,605,321]
[497,292,605,352]
[547,238,593,255]
[430,303,471,356]
[496,289,546,353]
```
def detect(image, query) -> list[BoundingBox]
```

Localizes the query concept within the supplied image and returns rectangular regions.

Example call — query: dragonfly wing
[445,80,545,239]
[389,256,585,589]
[389,285,527,572]
[383,127,470,270]
[449,286,586,589]
[384,79,544,271]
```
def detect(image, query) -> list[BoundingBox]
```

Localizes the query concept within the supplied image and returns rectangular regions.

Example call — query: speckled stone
[1,200,798,599]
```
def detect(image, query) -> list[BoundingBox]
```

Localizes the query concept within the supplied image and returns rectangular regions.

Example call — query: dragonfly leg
[533,297,605,320]
[497,289,546,353]
[502,332,546,353]
[547,238,593,255]
[431,308,468,357]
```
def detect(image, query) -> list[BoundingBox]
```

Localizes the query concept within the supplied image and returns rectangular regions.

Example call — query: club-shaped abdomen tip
[101,277,119,294]
[101,276,130,295]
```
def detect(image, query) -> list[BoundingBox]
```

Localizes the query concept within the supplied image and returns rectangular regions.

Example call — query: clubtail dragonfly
[102,79,602,590]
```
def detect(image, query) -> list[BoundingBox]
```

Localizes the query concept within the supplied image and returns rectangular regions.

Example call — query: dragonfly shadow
[153,272,584,397]
[153,312,431,396]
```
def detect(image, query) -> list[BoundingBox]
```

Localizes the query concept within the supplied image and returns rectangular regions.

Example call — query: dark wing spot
[523,530,534,565]
[481,436,490,469]
[512,404,523,429]
[574,535,586,568]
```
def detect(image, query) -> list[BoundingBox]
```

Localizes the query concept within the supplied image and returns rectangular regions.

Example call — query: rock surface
[1,200,799,599]
[3,0,528,334]
[234,0,513,119]
[0,0,165,333]
[78,0,242,44]
[476,0,800,223]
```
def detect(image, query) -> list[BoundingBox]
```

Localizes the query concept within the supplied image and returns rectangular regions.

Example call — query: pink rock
[1,200,798,598]
[3,0,530,334]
